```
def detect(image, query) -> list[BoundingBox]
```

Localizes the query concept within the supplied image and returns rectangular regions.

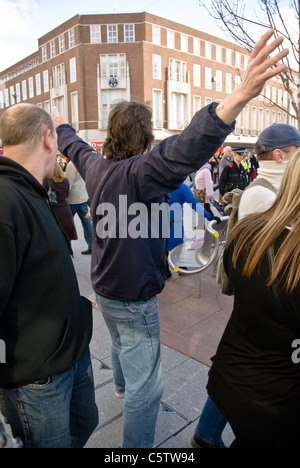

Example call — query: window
[226,73,232,93]
[91,25,101,44]
[205,67,212,89]
[216,45,222,63]
[71,92,79,130]
[4,89,9,107]
[170,59,187,83]
[153,89,162,128]
[10,86,15,105]
[277,88,282,106]
[107,25,118,43]
[193,96,201,114]
[15,83,21,103]
[28,77,34,98]
[193,38,200,56]
[167,30,175,49]
[153,55,161,80]
[0,91,4,109]
[251,106,257,135]
[181,34,188,53]
[35,74,41,95]
[52,63,65,88]
[265,85,271,101]
[152,25,160,45]
[205,42,212,59]
[272,87,276,103]
[22,80,27,100]
[243,105,249,135]
[70,58,76,83]
[42,45,47,62]
[235,52,241,68]
[235,75,241,88]
[59,34,65,53]
[216,70,222,92]
[173,93,187,129]
[265,109,270,127]
[100,54,126,78]
[69,28,75,48]
[258,108,263,133]
[50,40,56,58]
[193,64,200,87]
[124,24,134,42]
[43,70,49,93]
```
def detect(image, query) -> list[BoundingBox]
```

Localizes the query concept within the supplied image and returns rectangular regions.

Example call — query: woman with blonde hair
[207,148,300,448]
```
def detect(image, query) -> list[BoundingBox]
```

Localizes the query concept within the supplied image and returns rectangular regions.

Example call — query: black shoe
[190,434,226,448]
[81,248,92,255]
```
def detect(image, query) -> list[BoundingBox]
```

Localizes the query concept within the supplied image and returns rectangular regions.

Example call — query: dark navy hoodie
[56,103,234,302]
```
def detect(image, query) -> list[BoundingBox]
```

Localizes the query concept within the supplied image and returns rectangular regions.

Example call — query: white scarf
[256,160,288,192]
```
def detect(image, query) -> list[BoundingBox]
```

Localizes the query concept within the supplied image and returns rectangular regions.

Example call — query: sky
[0,0,297,71]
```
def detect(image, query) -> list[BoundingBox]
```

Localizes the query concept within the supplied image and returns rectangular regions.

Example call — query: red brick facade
[0,12,289,147]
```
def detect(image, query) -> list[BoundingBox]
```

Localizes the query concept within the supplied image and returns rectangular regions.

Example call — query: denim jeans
[70,202,93,249]
[0,349,98,448]
[195,396,227,447]
[96,294,164,448]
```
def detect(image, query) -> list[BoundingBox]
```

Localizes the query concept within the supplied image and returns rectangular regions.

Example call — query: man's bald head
[0,103,55,151]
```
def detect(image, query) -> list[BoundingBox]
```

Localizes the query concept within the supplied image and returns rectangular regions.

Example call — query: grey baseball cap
[256,124,300,155]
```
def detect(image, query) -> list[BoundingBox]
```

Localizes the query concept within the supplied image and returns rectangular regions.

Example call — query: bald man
[0,104,98,448]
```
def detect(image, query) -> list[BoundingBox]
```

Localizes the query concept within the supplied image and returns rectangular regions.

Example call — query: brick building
[0,11,290,148]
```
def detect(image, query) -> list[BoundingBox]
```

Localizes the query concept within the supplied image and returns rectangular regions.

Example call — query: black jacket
[207,231,300,447]
[219,161,248,196]
[57,103,235,302]
[0,157,92,388]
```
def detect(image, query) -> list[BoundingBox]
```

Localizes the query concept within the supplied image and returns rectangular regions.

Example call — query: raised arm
[216,29,288,125]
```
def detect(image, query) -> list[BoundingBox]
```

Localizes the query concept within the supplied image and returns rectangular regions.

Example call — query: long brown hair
[103,101,154,161]
[228,148,300,294]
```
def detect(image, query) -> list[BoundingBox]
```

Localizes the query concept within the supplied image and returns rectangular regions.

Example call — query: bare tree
[199,0,300,128]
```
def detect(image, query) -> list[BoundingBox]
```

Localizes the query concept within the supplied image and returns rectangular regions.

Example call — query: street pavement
[71,207,235,449]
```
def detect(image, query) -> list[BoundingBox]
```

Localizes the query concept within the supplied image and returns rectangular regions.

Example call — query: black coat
[0,157,92,387]
[207,231,300,447]
[219,161,248,196]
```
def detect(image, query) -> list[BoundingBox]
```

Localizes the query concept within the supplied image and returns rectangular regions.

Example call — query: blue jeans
[0,349,98,448]
[96,294,164,448]
[70,202,92,249]
[195,396,227,447]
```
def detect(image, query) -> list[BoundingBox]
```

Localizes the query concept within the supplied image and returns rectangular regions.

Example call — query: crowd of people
[0,30,299,449]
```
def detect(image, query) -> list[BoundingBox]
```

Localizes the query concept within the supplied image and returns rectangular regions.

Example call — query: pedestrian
[195,162,215,217]
[218,146,232,178]
[0,104,98,448]
[239,123,300,218]
[47,161,78,250]
[65,159,93,255]
[52,29,289,448]
[207,148,300,448]
[191,124,300,449]
[218,148,248,202]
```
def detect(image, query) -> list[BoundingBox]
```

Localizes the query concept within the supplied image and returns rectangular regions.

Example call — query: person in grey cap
[218,148,248,201]
[239,123,300,218]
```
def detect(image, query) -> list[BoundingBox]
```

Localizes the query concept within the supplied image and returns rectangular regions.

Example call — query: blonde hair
[52,162,65,183]
[228,148,300,294]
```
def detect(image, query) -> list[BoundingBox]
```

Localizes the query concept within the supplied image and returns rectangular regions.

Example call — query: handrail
[167,217,228,276]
